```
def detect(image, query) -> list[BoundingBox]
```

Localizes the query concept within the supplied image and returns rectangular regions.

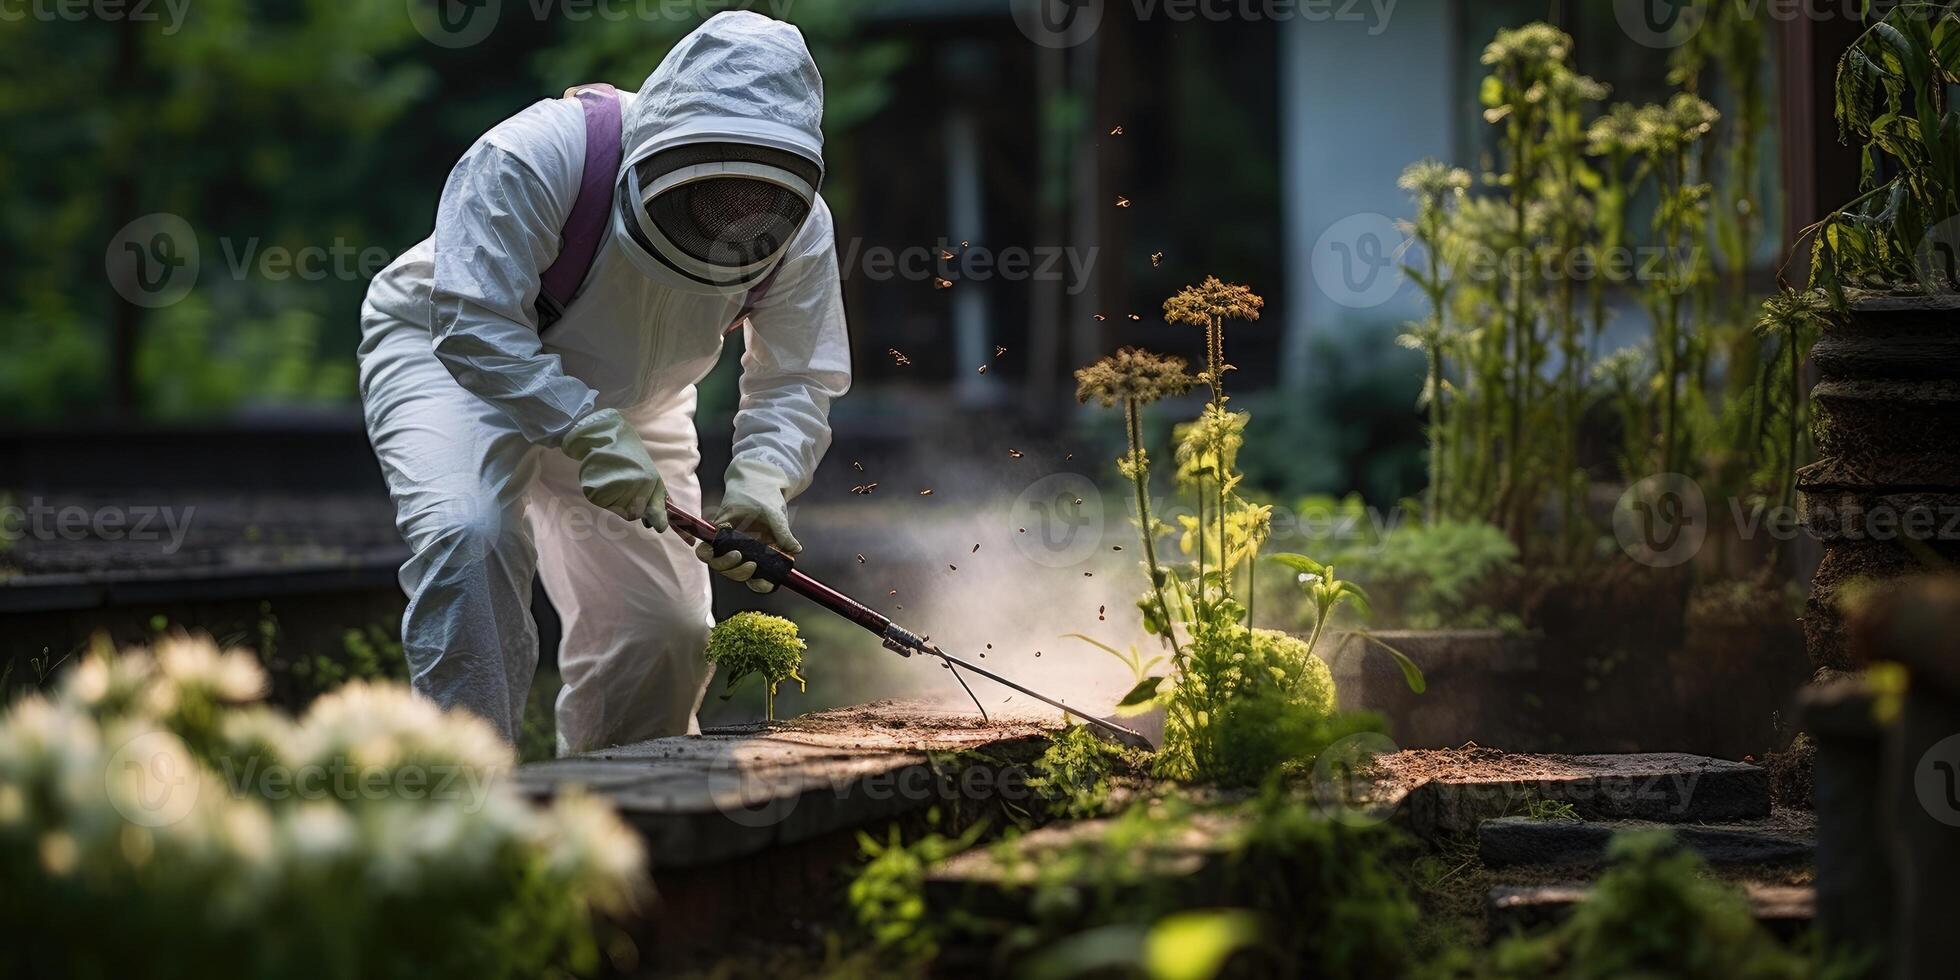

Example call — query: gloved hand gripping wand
[657,501,1154,751]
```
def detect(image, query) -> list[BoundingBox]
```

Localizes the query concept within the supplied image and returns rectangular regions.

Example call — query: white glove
[697,458,799,594]
[561,409,668,529]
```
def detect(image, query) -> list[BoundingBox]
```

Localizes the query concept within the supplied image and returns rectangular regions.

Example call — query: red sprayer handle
[658,501,894,638]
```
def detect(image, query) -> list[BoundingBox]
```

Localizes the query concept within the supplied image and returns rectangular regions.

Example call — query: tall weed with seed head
[1077,280,1417,785]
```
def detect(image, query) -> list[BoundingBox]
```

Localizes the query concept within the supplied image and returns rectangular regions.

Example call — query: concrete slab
[516,700,1055,871]
[1487,882,1815,941]
[1367,747,1770,837]
[1478,810,1815,868]
[923,807,1244,916]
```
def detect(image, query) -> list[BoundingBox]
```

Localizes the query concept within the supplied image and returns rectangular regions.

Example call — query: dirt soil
[711,699,1059,745]
[1366,746,1612,801]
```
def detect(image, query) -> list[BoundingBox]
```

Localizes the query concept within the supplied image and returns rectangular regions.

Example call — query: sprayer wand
[655,501,1154,751]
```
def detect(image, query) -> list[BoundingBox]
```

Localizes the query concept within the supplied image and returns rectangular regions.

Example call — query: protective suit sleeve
[430,140,600,447]
[730,200,852,499]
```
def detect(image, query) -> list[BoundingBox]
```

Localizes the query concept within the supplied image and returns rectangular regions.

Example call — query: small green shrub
[0,634,644,979]
[706,611,807,722]
[1339,520,1520,629]
[1157,625,1340,785]
[1028,725,1125,820]
[848,816,986,963]
[998,790,1419,979]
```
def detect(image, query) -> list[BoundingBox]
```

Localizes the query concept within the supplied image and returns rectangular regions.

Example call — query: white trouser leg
[360,317,542,743]
[535,389,715,754]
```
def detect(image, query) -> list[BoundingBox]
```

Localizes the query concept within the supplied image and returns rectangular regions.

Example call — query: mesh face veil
[618,141,821,291]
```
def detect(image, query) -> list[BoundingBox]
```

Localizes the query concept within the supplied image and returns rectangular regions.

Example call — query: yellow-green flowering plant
[1075,280,1419,785]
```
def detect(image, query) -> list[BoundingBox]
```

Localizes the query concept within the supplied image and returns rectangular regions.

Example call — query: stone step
[1487,882,1815,942]
[517,701,1057,953]
[1478,812,1814,868]
[1365,748,1770,838]
[924,807,1243,916]
[518,700,1054,869]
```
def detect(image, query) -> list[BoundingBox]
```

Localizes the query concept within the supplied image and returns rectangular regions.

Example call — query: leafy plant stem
[1125,398,1183,661]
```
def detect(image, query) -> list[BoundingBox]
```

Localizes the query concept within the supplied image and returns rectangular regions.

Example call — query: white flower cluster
[0,633,644,977]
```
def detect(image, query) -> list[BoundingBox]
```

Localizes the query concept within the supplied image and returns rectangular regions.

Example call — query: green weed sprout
[706,611,807,722]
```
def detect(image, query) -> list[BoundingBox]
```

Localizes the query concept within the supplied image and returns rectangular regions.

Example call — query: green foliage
[1155,624,1350,785]
[1028,725,1124,820]
[1404,15,1792,555]
[1336,520,1521,629]
[0,2,429,419]
[1520,797,1579,823]
[1021,910,1264,980]
[0,634,643,979]
[136,298,355,418]
[1809,2,1960,300]
[1481,831,1838,979]
[990,790,1419,979]
[705,611,807,722]
[2,3,906,420]
[1079,279,1387,787]
[847,817,987,963]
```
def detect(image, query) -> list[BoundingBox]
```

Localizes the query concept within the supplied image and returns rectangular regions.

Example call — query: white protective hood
[612,12,827,295]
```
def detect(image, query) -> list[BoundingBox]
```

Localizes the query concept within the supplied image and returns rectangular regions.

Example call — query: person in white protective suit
[356,12,850,753]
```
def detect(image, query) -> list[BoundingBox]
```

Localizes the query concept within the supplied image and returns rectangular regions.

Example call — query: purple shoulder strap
[535,81,779,334]
[537,83,621,329]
